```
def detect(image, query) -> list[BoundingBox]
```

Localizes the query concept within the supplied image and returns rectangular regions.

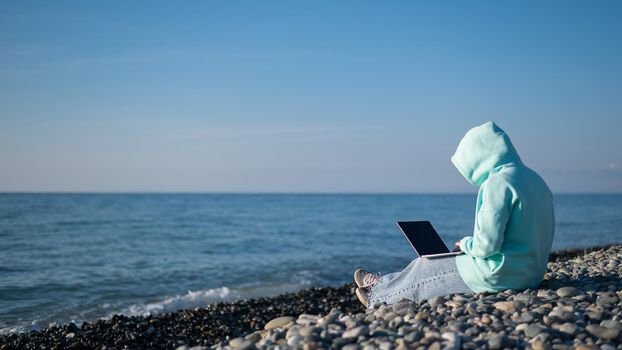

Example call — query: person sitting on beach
[354,121,555,308]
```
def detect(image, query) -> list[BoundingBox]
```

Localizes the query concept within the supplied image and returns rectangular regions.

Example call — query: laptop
[397,221,463,259]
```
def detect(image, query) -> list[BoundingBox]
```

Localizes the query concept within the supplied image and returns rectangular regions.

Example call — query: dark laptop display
[397,221,451,256]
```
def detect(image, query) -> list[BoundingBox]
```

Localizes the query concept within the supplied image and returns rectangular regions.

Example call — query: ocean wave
[0,318,41,335]
[118,287,240,317]
[111,270,319,318]
[1,270,321,335]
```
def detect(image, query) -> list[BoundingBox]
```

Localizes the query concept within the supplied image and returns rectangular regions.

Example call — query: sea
[1,193,621,334]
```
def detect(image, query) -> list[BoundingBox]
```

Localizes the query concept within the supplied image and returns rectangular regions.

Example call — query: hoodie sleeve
[460,176,513,259]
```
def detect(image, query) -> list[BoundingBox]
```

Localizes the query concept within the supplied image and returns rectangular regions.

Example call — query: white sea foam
[120,286,240,317]
[1,270,321,335]
[114,270,319,318]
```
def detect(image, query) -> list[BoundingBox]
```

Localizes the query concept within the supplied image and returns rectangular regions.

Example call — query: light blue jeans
[368,256,473,308]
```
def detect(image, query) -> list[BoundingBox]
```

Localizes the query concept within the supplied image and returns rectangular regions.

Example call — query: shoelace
[363,273,380,288]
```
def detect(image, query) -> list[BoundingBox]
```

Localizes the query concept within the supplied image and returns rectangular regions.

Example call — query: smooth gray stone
[414,311,430,321]
[341,344,361,350]
[392,302,411,316]
[512,294,533,304]
[331,337,354,347]
[462,341,479,350]
[600,320,621,329]
[448,321,467,332]
[597,295,618,305]
[530,334,553,350]
[512,311,535,323]
[229,337,254,350]
[296,314,319,325]
[525,324,548,338]
[537,289,555,298]
[487,334,508,350]
[585,324,620,340]
[464,327,479,337]
[286,326,299,338]
[342,326,369,339]
[493,301,520,312]
[264,316,295,330]
[423,330,441,340]
[556,287,582,298]
[244,332,262,343]
[404,331,421,343]
[586,310,603,321]
[428,341,441,350]
[188,346,208,350]
[480,314,492,325]
[558,322,578,336]
[383,312,397,322]
[378,342,392,350]
[452,295,469,302]
[287,335,302,346]
[298,326,319,338]
[371,329,389,337]
[441,332,461,350]
[428,296,444,307]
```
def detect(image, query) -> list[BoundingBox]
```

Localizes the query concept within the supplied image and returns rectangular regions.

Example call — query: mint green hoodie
[452,122,555,292]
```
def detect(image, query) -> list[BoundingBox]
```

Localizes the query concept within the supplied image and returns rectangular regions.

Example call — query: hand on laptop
[452,241,461,252]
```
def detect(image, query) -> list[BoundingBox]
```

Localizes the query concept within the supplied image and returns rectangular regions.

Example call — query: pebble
[428,341,441,350]
[244,332,262,343]
[264,316,295,330]
[404,331,420,343]
[512,311,535,323]
[441,331,460,350]
[428,296,444,307]
[487,334,508,349]
[378,341,392,350]
[415,311,429,321]
[342,326,368,339]
[342,345,360,350]
[530,335,552,350]
[480,314,492,324]
[298,326,318,337]
[287,335,301,346]
[493,301,520,312]
[600,319,621,329]
[229,337,254,350]
[525,324,548,338]
[585,324,620,340]
[296,314,319,326]
[574,345,600,350]
[556,286,582,297]
[557,322,577,335]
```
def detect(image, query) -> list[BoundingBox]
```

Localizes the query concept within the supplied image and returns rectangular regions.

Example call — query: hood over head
[451,121,522,186]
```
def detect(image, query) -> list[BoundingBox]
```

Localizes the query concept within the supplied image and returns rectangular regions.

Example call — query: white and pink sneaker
[353,269,380,290]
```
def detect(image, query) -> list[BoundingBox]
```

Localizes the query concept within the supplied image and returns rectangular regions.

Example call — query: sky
[0,1,621,193]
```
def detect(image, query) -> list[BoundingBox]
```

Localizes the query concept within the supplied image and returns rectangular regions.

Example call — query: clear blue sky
[1,1,620,193]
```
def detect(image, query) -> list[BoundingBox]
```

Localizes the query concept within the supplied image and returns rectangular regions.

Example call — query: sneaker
[353,269,380,289]
[355,287,369,307]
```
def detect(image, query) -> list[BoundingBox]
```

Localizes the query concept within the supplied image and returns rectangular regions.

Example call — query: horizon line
[0,191,621,195]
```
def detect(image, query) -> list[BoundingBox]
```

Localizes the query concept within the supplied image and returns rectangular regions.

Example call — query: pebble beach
[1,244,621,350]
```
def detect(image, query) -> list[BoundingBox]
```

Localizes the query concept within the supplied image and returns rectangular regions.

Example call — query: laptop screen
[397,221,450,256]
